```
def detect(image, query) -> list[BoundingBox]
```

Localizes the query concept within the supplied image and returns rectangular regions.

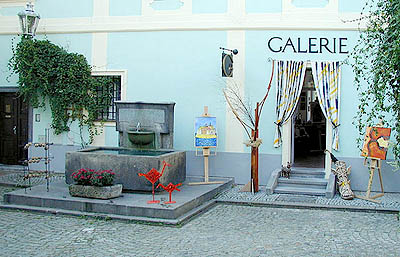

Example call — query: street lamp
[18,2,40,37]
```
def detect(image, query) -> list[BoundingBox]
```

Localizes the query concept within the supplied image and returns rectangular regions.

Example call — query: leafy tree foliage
[350,0,400,167]
[8,36,112,146]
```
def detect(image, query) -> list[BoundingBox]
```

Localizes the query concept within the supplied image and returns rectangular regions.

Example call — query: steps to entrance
[266,167,336,198]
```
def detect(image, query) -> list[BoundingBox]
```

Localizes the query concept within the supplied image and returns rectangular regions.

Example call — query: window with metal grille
[94,75,121,121]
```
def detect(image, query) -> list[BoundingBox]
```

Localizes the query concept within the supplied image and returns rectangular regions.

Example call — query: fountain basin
[127,130,155,146]
[65,147,186,192]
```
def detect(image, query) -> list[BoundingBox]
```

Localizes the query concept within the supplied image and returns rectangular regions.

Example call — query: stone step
[274,185,326,196]
[277,177,327,189]
[289,168,325,178]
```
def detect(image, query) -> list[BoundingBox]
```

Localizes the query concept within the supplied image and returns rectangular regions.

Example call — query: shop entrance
[293,68,326,168]
[0,92,28,165]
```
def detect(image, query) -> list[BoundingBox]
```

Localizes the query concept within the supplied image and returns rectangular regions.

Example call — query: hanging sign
[194,116,217,148]
[222,52,233,77]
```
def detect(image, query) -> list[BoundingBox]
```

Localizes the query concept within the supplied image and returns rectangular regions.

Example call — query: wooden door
[0,93,28,165]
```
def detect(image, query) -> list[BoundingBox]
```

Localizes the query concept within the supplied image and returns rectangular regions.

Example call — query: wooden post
[252,103,260,192]
[240,103,260,193]
[251,130,259,193]
[203,147,210,183]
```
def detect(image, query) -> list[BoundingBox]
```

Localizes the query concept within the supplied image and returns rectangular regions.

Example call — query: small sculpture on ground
[138,161,171,204]
[157,182,182,204]
[325,150,354,200]
[280,162,291,178]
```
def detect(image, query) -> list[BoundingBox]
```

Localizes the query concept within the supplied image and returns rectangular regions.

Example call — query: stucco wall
[1,0,399,191]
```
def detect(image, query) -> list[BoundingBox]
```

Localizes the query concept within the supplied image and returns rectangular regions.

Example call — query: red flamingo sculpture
[156,182,182,204]
[138,161,171,204]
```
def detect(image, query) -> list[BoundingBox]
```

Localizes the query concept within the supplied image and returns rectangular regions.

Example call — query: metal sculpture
[157,182,182,204]
[22,128,53,192]
[138,161,171,204]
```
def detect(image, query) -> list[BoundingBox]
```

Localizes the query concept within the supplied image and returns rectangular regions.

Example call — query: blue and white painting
[195,117,217,147]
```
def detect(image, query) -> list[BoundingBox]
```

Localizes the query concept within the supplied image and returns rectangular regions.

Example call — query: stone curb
[215,199,400,213]
[0,199,218,226]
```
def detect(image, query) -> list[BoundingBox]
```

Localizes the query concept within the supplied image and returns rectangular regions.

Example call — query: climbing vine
[8,36,113,146]
[350,0,400,168]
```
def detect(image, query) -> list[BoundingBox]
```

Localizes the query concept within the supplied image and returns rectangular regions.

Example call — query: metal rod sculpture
[157,182,182,204]
[138,161,171,204]
[22,128,53,192]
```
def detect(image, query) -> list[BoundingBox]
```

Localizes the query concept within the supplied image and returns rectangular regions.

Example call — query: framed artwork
[195,116,217,148]
[361,126,391,160]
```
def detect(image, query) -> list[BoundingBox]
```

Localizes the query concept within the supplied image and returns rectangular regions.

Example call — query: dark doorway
[293,68,326,168]
[0,92,28,165]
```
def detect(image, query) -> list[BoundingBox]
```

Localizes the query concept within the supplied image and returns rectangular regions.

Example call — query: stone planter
[69,184,122,199]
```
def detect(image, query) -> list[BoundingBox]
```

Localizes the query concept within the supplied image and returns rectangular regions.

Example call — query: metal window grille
[94,75,121,121]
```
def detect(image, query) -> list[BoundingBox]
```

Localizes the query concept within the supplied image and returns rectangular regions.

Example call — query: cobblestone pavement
[217,185,400,210]
[1,186,400,256]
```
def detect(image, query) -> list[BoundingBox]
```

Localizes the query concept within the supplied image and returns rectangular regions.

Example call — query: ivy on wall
[350,0,400,168]
[8,36,113,146]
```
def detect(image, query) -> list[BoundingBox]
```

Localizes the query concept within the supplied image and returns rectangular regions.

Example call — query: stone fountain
[65,101,186,191]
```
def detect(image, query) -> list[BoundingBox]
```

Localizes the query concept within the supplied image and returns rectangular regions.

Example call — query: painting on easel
[195,117,217,148]
[356,126,391,203]
[361,127,391,160]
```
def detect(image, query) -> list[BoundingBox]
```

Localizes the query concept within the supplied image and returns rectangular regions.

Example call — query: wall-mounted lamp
[18,2,40,37]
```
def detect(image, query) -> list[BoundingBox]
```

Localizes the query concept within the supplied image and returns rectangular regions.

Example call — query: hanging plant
[8,36,113,146]
[349,0,400,169]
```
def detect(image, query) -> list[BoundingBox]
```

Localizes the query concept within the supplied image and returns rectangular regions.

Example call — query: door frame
[279,61,335,179]
[0,87,33,164]
[281,119,332,178]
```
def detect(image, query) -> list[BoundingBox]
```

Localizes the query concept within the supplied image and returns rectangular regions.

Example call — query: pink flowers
[72,168,115,186]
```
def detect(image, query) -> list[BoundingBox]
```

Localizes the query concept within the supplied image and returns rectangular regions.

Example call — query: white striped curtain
[274,60,306,148]
[311,61,341,151]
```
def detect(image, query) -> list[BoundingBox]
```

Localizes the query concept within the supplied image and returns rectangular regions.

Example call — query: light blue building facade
[1,0,399,192]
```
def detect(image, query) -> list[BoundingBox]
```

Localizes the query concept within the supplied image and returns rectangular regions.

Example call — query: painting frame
[194,116,217,148]
[361,126,391,160]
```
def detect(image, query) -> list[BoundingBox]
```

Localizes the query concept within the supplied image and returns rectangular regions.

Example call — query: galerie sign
[267,37,349,54]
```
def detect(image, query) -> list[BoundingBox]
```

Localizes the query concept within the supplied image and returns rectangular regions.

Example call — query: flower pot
[69,184,122,199]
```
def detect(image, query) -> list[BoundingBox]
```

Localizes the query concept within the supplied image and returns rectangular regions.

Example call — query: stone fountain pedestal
[65,101,186,192]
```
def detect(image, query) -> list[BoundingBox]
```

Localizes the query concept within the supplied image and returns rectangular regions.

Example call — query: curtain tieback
[332,123,340,129]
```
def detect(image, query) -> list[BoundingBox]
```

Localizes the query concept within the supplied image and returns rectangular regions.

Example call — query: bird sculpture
[138,161,171,204]
[156,182,182,204]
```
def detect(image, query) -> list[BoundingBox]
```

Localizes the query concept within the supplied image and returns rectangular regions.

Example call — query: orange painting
[361,127,391,160]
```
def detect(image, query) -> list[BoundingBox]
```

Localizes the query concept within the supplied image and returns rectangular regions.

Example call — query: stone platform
[3,176,233,225]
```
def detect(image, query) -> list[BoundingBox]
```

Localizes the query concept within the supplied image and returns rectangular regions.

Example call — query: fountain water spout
[136,122,141,132]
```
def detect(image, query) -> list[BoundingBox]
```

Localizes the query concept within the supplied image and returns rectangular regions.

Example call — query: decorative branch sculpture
[223,61,275,192]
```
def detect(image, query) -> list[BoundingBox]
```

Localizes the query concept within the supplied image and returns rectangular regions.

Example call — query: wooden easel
[355,158,384,203]
[189,106,224,185]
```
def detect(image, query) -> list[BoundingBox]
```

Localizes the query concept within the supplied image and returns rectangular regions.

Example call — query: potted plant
[68,169,122,199]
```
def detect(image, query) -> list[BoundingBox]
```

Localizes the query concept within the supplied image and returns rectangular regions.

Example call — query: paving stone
[1,182,400,256]
[217,185,400,210]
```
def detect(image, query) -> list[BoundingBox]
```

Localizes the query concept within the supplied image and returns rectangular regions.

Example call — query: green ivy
[350,0,400,169]
[8,36,113,146]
